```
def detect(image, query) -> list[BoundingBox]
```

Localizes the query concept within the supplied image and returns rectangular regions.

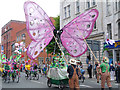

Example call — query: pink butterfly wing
[61,9,99,57]
[27,33,53,59]
[24,1,54,59]
[24,1,55,41]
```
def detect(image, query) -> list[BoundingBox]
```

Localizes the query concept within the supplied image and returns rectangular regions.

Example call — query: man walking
[87,62,92,78]
[67,59,80,90]
[99,57,112,90]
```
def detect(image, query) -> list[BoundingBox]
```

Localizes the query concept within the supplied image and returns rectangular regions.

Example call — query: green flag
[16,55,21,61]
[10,56,13,61]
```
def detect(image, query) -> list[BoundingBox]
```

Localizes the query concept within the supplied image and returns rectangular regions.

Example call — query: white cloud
[0,0,60,43]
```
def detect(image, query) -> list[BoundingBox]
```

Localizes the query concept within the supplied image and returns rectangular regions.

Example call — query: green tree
[46,16,61,55]
[53,16,60,30]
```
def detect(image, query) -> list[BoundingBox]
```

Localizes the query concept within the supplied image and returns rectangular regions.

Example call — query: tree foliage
[46,16,61,55]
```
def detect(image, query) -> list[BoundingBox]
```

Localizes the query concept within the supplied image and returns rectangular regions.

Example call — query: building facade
[60,0,120,67]
[1,18,55,64]
[1,20,26,59]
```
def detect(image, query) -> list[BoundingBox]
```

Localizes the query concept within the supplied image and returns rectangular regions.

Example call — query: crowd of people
[1,56,120,90]
[87,59,120,83]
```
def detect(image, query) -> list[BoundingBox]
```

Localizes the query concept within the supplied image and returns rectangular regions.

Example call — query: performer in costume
[67,59,80,90]
[98,57,112,90]
[25,61,31,77]
[96,62,101,83]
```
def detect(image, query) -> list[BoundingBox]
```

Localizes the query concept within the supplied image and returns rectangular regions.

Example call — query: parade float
[1,41,26,83]
[24,1,98,89]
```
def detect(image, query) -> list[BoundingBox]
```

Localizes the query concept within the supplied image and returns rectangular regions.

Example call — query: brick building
[1,17,55,64]
[1,20,26,59]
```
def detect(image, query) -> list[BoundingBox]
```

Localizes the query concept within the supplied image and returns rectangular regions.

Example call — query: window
[17,36,18,42]
[116,50,120,62]
[12,44,15,51]
[106,0,111,16]
[46,57,50,63]
[118,22,120,39]
[68,5,70,17]
[92,0,96,5]
[18,36,21,41]
[4,36,5,40]
[38,57,44,64]
[21,34,26,40]
[64,7,67,18]
[119,1,120,11]
[94,21,96,29]
[87,1,90,8]
[115,1,118,11]
[6,35,8,39]
[76,0,80,13]
[107,23,112,39]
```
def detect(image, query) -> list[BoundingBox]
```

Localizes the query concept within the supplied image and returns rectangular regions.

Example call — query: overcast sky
[0,0,60,43]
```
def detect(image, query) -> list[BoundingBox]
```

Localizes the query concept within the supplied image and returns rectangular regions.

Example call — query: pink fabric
[24,1,54,59]
[61,9,99,57]
[24,1,99,58]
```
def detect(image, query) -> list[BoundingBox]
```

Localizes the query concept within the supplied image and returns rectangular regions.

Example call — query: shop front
[104,40,120,65]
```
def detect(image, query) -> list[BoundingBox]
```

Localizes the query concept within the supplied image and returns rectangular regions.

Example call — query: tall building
[1,20,26,59]
[60,0,120,67]
[1,18,55,64]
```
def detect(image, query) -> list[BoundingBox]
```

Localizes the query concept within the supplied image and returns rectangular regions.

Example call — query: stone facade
[60,0,120,69]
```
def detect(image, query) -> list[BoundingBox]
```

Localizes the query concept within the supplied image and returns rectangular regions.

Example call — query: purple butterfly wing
[24,1,55,41]
[61,9,99,57]
[27,33,53,59]
[24,1,54,59]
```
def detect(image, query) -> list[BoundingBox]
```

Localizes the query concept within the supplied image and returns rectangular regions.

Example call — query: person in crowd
[117,61,120,83]
[22,62,25,71]
[3,62,11,78]
[94,61,98,79]
[87,61,92,78]
[17,63,21,76]
[0,63,3,76]
[115,61,118,82]
[12,62,18,81]
[86,55,91,64]
[20,63,23,72]
[25,61,31,77]
[96,62,101,83]
[33,63,38,77]
[67,59,80,90]
[77,60,85,82]
[109,64,115,81]
[98,57,112,90]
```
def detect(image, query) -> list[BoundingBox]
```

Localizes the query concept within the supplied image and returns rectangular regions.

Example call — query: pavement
[1,72,120,90]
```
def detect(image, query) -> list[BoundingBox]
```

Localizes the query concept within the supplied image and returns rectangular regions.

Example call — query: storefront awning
[104,40,120,49]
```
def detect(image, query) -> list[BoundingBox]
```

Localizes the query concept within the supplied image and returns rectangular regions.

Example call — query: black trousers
[88,69,92,78]
[118,69,120,83]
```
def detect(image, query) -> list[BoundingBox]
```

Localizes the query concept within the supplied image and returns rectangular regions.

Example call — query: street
[1,72,120,89]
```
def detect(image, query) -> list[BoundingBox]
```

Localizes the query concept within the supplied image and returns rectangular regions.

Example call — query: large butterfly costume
[24,1,99,60]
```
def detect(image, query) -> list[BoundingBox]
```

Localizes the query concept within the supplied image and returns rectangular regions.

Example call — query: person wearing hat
[99,57,112,90]
[67,59,80,90]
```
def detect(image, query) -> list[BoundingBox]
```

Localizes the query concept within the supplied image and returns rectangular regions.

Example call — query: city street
[1,72,120,89]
